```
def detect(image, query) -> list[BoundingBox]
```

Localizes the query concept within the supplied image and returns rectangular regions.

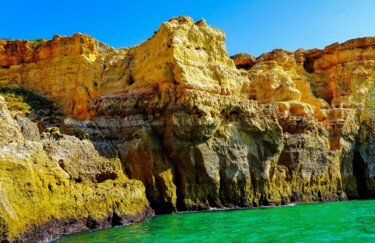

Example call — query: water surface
[54,200,375,242]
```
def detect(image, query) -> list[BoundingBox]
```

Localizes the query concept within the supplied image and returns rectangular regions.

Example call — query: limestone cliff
[0,16,375,241]
[244,39,375,199]
[0,97,152,242]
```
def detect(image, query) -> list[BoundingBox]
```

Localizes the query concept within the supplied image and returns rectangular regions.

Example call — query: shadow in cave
[353,147,369,198]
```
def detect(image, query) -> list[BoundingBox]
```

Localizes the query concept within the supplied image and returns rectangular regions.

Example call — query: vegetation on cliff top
[30,38,45,47]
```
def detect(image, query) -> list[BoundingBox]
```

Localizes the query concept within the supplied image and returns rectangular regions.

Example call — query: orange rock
[231,53,256,69]
[1,18,375,238]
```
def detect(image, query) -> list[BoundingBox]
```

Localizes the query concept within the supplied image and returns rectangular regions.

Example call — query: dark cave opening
[353,148,369,198]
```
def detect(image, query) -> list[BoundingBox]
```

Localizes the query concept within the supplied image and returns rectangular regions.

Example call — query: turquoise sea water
[54,200,375,242]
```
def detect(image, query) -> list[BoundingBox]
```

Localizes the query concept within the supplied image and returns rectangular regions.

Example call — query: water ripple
[54,200,375,243]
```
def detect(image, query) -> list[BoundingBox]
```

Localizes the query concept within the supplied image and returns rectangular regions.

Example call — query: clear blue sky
[3,0,375,56]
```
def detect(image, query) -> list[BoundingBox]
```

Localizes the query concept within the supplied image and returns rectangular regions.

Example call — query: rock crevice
[1,16,375,241]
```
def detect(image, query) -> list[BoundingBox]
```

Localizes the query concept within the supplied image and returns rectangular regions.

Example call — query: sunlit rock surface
[1,16,375,241]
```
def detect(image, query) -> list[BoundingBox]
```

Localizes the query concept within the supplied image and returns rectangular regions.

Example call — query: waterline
[54,200,375,242]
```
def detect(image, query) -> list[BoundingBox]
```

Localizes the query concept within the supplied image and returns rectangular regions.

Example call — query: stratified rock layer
[0,95,152,242]
[0,16,375,241]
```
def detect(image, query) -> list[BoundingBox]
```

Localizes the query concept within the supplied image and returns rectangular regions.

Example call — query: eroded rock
[0,16,375,241]
[0,97,152,242]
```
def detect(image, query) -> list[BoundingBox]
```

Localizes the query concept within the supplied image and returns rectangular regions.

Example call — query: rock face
[1,16,375,241]
[0,95,152,242]
[247,41,375,199]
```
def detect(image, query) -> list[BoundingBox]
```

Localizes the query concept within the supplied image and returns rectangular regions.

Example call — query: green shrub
[0,91,31,115]
[0,87,55,116]
[31,38,45,47]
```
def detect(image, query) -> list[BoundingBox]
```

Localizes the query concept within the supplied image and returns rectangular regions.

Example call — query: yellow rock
[1,16,375,241]
[0,97,152,242]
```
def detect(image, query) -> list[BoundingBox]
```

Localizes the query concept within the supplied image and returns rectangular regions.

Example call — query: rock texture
[246,42,375,199]
[1,16,375,241]
[0,95,152,242]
